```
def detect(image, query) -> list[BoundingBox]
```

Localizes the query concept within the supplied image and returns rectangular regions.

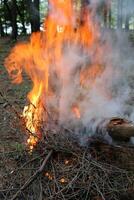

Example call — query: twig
[3,152,46,200]
[9,152,46,175]
[39,178,43,200]
[11,150,53,200]
[51,160,66,200]
[94,181,106,200]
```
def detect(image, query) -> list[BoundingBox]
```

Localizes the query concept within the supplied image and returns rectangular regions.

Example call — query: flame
[4,0,107,149]
[72,105,81,119]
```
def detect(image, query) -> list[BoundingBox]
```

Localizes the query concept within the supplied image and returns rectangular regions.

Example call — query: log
[107,118,134,141]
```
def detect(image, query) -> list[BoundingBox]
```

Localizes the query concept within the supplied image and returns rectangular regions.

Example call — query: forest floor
[0,37,134,200]
[0,37,31,153]
[0,37,33,199]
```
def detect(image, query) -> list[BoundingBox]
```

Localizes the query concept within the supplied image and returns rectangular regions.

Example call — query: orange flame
[4,0,106,149]
[72,105,81,119]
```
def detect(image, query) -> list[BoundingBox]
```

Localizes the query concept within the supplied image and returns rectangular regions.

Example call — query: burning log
[107,118,134,142]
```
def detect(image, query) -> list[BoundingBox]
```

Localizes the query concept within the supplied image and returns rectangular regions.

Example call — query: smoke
[57,35,132,129]
[54,2,134,138]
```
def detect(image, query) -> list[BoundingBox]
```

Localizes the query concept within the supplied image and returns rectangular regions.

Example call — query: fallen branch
[11,150,53,200]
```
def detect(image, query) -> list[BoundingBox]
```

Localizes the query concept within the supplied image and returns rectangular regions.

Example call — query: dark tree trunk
[4,0,17,40]
[125,0,131,31]
[117,0,123,29]
[27,0,40,33]
[103,4,108,28]
[103,1,111,28]
[0,17,4,37]
[125,15,130,31]
[0,0,4,37]
[16,3,26,34]
[108,1,112,28]
[11,0,17,40]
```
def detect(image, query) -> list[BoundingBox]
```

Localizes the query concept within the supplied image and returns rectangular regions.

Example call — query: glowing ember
[60,178,66,183]
[45,172,53,180]
[64,160,69,165]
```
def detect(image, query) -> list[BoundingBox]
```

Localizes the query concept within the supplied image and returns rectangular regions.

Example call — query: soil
[0,37,31,190]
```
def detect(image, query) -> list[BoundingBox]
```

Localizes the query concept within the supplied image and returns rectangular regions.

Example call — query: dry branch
[11,150,53,200]
[1,130,134,200]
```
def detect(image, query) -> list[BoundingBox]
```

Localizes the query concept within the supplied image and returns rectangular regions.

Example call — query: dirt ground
[0,37,32,194]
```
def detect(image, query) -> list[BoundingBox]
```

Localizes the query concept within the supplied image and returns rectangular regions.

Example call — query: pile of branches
[0,92,133,200]
[1,127,134,200]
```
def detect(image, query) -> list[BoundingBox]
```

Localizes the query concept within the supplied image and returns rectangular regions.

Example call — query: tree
[11,0,17,39]
[0,18,4,37]
[26,0,40,32]
[4,0,17,40]
[17,0,27,34]
[117,0,123,29]
[0,0,4,37]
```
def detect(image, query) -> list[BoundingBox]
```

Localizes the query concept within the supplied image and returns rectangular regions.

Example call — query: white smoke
[52,24,134,140]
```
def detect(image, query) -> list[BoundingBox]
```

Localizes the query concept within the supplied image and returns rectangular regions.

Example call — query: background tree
[26,0,40,32]
[0,0,4,37]
[117,0,122,29]
[4,0,17,39]
[17,0,27,34]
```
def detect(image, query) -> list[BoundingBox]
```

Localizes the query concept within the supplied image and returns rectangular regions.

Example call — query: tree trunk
[16,3,26,34]
[0,0,4,37]
[103,4,108,28]
[125,0,131,31]
[11,0,17,40]
[0,17,4,37]
[108,1,112,28]
[4,0,17,40]
[125,15,130,31]
[27,0,40,33]
[117,0,123,29]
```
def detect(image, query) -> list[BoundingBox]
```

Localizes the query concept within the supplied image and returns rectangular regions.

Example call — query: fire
[72,105,81,119]
[4,0,107,149]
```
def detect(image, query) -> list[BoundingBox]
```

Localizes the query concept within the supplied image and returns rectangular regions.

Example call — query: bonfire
[3,0,134,199]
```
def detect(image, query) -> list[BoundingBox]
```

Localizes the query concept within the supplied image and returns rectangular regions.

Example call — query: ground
[0,37,32,197]
[0,37,134,200]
